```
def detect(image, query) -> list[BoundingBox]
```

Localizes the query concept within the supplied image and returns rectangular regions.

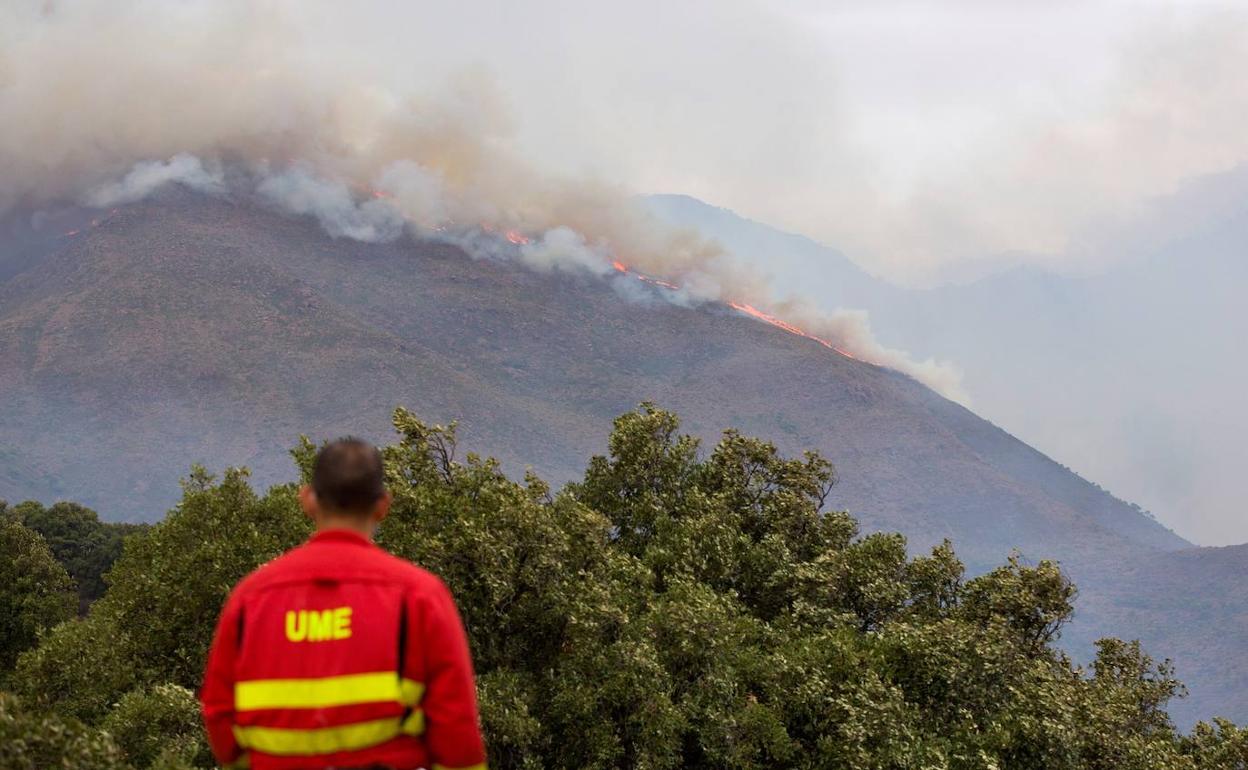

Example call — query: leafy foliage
[1182,720,1248,769]
[102,684,212,770]
[10,500,147,610]
[0,692,130,770]
[10,467,309,724]
[9,608,137,723]
[0,517,76,676]
[3,405,1247,769]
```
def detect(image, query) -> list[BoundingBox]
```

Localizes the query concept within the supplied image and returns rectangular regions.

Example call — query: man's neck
[314,517,375,540]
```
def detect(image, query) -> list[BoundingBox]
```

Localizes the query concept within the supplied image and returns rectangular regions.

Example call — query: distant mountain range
[0,190,1240,726]
[646,171,1248,548]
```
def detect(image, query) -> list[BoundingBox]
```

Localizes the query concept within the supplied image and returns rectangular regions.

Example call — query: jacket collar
[309,527,375,547]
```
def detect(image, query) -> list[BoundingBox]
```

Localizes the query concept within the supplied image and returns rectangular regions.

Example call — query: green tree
[9,610,137,723]
[1182,719,1248,769]
[3,404,1237,769]
[101,683,211,770]
[11,467,308,722]
[12,500,147,610]
[958,553,1076,653]
[0,693,130,770]
[1075,638,1189,769]
[0,518,76,676]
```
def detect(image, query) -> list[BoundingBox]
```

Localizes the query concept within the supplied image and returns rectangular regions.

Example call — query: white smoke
[374,161,448,231]
[807,309,969,405]
[518,227,613,275]
[84,154,225,207]
[0,0,969,403]
[255,166,404,243]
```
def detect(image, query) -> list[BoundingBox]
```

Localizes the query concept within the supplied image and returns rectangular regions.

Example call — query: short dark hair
[312,438,386,514]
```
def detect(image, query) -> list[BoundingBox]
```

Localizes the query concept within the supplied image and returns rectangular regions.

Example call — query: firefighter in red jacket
[201,438,487,770]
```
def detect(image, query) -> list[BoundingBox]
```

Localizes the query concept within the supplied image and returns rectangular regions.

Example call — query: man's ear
[372,491,392,525]
[298,485,319,521]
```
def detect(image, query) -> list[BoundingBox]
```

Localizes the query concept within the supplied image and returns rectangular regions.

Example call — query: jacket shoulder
[372,547,448,592]
[229,540,446,596]
[229,549,297,596]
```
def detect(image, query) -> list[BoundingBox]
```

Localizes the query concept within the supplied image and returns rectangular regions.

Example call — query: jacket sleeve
[201,588,246,767]
[412,579,487,770]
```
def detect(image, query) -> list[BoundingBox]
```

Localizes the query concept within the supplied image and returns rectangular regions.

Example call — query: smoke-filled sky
[3,0,1246,541]
[5,0,1246,284]
[300,0,1247,285]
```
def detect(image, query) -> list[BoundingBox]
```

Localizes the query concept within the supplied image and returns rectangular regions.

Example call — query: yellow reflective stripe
[401,708,425,735]
[433,764,488,770]
[399,678,425,706]
[234,717,400,756]
[235,672,424,711]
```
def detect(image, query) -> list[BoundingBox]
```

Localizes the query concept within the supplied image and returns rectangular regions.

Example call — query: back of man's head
[312,438,386,515]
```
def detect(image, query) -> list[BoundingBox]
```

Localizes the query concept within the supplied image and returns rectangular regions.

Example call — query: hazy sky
[290,0,1248,285]
[6,0,1244,283]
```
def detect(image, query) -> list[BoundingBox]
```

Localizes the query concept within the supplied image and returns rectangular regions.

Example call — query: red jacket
[201,528,487,770]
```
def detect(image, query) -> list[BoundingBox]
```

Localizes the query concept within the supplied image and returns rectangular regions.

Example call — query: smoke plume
[254,166,405,243]
[0,0,967,401]
[805,310,968,404]
[84,154,226,208]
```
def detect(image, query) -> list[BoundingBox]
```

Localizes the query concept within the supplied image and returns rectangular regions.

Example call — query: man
[201,438,487,770]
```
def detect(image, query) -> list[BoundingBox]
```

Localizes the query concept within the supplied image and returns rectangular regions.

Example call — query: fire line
[610,259,855,359]
[305,191,854,363]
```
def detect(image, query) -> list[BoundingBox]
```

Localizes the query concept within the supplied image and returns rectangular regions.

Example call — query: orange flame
[610,259,853,359]
[238,182,854,363]
[728,302,853,359]
[728,302,858,359]
[611,260,679,290]
[729,301,855,359]
[728,302,808,336]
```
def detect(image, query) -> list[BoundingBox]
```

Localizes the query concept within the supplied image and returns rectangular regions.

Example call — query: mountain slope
[1065,542,1248,729]
[1,194,1182,552]
[647,174,1248,547]
[5,191,1240,724]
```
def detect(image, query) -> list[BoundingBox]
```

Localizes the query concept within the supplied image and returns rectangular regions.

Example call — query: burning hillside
[0,190,1180,555]
[606,257,857,359]
[0,2,963,401]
